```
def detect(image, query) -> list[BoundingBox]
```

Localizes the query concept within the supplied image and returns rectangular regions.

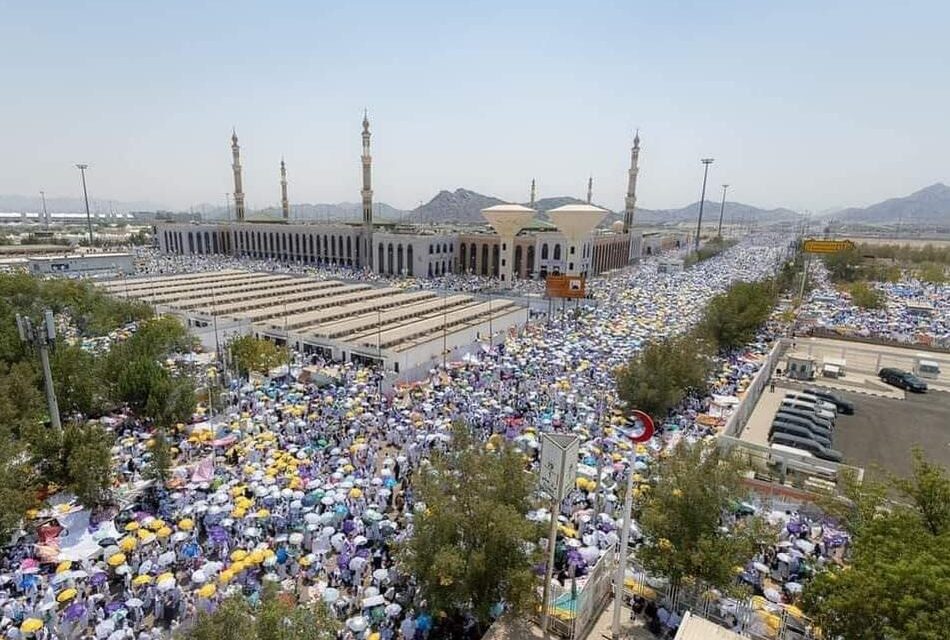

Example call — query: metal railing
[540,542,616,639]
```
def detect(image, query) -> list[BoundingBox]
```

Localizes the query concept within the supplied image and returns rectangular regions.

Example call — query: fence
[540,542,616,639]
[724,338,790,438]
[623,564,821,640]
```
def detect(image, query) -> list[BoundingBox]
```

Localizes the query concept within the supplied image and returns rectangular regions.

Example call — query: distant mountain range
[2,182,948,228]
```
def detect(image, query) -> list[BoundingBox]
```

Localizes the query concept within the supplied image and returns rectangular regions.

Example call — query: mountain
[831,183,950,225]
[635,201,801,225]
[0,194,163,214]
[409,188,505,224]
[204,202,409,222]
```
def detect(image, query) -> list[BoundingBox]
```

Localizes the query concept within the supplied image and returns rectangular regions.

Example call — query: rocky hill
[831,183,950,225]
[408,188,505,224]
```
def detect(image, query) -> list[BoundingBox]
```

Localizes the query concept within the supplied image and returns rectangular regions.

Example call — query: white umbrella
[372,568,389,582]
[385,603,402,617]
[753,562,769,573]
[346,616,368,632]
[157,551,176,566]
[126,598,143,608]
[322,587,340,603]
[795,539,815,554]
[191,570,207,584]
[289,533,304,545]
[362,594,386,608]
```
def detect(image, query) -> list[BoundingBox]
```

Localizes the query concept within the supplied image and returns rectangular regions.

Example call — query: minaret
[361,111,374,269]
[231,129,246,222]
[280,158,289,220]
[623,130,640,232]
[529,179,536,208]
[587,176,593,204]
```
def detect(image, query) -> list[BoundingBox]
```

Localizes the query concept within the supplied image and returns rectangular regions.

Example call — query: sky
[1,0,948,213]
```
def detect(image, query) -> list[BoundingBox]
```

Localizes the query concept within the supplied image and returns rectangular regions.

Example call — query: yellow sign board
[803,239,855,254]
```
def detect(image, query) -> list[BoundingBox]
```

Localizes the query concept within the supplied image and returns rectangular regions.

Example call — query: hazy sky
[2,1,948,213]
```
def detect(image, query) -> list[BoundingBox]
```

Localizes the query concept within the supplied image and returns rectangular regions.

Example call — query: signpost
[545,274,587,299]
[539,433,580,638]
[802,239,855,254]
[611,410,655,639]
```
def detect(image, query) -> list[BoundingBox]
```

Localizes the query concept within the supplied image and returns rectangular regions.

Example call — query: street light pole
[694,158,714,253]
[16,310,61,431]
[76,164,93,246]
[717,184,729,238]
[40,190,49,230]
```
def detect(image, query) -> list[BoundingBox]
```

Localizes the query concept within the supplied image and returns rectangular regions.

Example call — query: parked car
[770,420,833,448]
[774,413,834,440]
[780,398,836,422]
[878,367,928,393]
[784,392,837,414]
[775,406,835,431]
[769,432,843,462]
[803,388,855,414]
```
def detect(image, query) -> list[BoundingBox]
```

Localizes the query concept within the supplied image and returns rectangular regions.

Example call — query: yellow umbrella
[156,526,172,539]
[219,570,234,584]
[124,521,140,532]
[230,549,248,562]
[197,583,216,598]
[255,508,270,519]
[55,560,72,574]
[119,537,138,552]
[107,553,127,567]
[20,619,43,633]
[56,588,77,603]
[156,572,175,584]
[148,519,166,531]
[132,575,153,586]
[348,487,363,499]
[248,550,265,565]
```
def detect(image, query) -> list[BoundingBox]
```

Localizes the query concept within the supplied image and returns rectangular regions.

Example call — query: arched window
[387,243,394,274]
[346,236,352,263]
[481,244,489,276]
[527,245,535,277]
[492,245,500,277]
[397,244,404,275]
[187,232,194,253]
[407,245,414,276]
[378,244,384,272]
[553,244,561,260]
[442,243,448,254]
[428,263,433,277]
[459,243,467,270]
[514,245,522,278]
[541,243,549,260]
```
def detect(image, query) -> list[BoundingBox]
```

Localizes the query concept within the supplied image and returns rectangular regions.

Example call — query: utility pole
[16,310,61,431]
[694,158,714,253]
[717,184,729,238]
[76,164,93,246]
[40,190,49,230]
[442,288,448,368]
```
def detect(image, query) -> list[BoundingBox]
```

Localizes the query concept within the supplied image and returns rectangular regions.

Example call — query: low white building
[27,252,134,276]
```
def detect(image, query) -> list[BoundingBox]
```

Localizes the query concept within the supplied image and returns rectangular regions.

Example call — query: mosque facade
[155,117,643,279]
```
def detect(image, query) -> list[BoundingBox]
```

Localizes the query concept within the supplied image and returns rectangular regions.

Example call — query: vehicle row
[768,390,855,463]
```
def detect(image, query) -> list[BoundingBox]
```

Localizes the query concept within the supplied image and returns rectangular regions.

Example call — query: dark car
[803,388,855,415]
[774,413,834,441]
[878,368,928,393]
[770,421,833,448]
[775,406,835,431]
[770,432,843,462]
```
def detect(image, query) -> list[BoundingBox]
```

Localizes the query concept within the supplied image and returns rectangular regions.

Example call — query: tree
[698,281,776,351]
[229,336,289,378]
[848,281,884,310]
[51,344,103,418]
[802,450,950,640]
[0,362,44,435]
[144,426,174,484]
[399,423,539,632]
[917,262,947,284]
[178,584,339,640]
[637,440,773,591]
[822,247,862,282]
[0,427,37,542]
[615,334,712,421]
[26,422,114,507]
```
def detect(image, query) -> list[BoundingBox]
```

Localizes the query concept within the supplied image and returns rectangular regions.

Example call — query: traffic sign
[539,433,579,500]
[621,410,655,443]
[803,239,855,254]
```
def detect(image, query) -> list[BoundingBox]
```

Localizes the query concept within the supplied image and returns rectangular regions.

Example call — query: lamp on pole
[717,184,729,238]
[40,190,49,230]
[694,158,714,253]
[75,164,93,246]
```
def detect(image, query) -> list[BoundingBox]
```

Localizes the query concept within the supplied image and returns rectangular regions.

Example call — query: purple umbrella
[90,572,108,586]
[337,552,351,570]
[65,603,87,622]
[786,521,804,534]
[105,601,126,615]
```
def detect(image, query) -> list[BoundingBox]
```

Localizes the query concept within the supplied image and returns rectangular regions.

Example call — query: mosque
[154,115,663,280]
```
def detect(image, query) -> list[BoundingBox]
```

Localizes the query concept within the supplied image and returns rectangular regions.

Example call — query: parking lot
[833,388,950,480]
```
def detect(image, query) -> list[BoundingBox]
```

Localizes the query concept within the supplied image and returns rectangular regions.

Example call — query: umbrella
[52,571,73,585]
[197,583,217,598]
[132,575,153,586]
[385,603,403,617]
[64,602,87,622]
[322,587,340,603]
[126,598,144,608]
[347,616,368,632]
[192,570,208,584]
[107,553,127,567]
[57,588,78,603]
[362,594,386,608]
[20,618,43,634]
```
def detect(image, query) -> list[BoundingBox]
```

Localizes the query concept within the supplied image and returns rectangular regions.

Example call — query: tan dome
[611,220,625,233]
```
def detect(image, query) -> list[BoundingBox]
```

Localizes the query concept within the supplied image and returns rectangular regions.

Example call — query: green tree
[699,281,776,351]
[229,335,289,378]
[917,262,947,284]
[802,450,950,640]
[26,422,114,507]
[0,428,37,542]
[822,247,861,282]
[51,344,102,417]
[848,281,884,310]
[615,334,712,421]
[0,362,44,434]
[144,426,174,483]
[178,584,339,640]
[399,423,539,632]
[638,440,773,591]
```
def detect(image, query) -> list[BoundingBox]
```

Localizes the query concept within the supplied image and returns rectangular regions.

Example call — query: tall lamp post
[16,310,62,431]
[694,158,714,253]
[40,190,50,230]
[717,184,729,238]
[75,163,93,246]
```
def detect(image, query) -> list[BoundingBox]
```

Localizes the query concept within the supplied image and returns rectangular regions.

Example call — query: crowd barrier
[539,542,616,639]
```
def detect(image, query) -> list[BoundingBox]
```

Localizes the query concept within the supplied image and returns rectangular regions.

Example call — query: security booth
[822,356,846,378]
[785,352,816,381]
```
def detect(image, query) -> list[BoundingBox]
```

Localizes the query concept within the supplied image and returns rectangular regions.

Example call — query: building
[27,252,133,276]
[154,119,645,279]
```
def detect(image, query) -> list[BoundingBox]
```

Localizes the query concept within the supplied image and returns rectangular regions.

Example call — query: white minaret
[623,130,640,232]
[587,176,593,204]
[280,158,289,220]
[361,111,374,269]
[231,129,246,222]
[529,179,536,208]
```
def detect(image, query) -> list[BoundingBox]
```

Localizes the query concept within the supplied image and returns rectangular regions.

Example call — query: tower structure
[623,130,640,232]
[231,129,246,221]
[587,176,593,204]
[529,179,536,208]
[361,111,374,269]
[280,158,289,220]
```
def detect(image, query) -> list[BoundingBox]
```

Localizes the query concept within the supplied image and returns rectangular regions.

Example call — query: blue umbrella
[183,542,201,558]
